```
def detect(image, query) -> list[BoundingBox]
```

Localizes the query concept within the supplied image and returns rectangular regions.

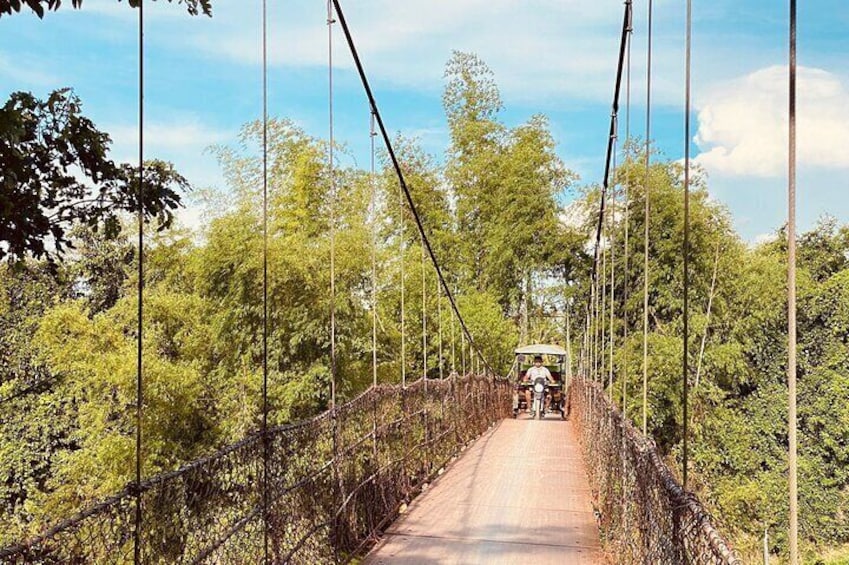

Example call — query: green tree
[0,89,188,262]
[443,51,581,331]
[0,0,211,18]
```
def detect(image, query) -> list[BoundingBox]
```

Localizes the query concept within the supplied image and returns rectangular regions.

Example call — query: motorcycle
[531,376,547,420]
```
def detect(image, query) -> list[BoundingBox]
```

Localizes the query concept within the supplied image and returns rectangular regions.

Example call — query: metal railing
[1,375,511,564]
[569,375,742,564]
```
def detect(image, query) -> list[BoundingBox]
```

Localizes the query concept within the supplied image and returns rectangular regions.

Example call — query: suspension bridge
[0,0,806,563]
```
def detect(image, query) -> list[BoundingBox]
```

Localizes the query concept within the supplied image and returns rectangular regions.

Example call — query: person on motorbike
[524,355,553,414]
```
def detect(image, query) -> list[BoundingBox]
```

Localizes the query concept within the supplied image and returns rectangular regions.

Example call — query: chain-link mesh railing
[0,375,511,564]
[569,375,742,564]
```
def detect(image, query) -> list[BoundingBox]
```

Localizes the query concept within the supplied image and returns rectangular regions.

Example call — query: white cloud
[109,120,230,153]
[161,0,642,105]
[753,232,778,247]
[694,65,849,177]
[48,0,740,112]
[0,53,59,88]
[104,119,232,232]
[105,119,231,195]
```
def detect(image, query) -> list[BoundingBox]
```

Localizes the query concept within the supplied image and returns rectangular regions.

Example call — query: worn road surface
[365,415,604,564]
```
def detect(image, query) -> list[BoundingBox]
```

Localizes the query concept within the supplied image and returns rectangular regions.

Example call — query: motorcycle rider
[524,355,553,414]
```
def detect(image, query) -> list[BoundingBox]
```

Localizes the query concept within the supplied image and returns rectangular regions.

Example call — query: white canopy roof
[514,343,567,356]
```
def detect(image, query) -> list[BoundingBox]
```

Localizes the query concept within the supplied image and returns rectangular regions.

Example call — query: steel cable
[371,112,378,388]
[261,0,269,561]
[330,0,496,376]
[622,0,632,417]
[582,0,632,408]
[683,0,692,490]
[787,0,799,561]
[133,1,144,561]
[327,0,337,410]
[642,0,653,436]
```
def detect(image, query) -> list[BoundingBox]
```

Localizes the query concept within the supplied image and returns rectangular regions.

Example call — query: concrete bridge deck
[366,415,604,564]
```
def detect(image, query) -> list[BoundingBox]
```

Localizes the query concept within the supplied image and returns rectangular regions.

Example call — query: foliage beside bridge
[581,152,849,561]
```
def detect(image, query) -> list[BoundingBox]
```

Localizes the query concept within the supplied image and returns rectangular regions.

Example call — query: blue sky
[1,0,847,241]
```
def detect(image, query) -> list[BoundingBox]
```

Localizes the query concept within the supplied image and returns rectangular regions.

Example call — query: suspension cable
[370,112,378,388]
[594,272,600,383]
[609,135,617,401]
[461,318,466,375]
[695,242,720,389]
[133,0,144,561]
[421,240,427,384]
[620,0,633,525]
[787,0,799,561]
[622,0,632,416]
[399,160,406,387]
[625,0,632,143]
[261,0,269,561]
[565,305,573,388]
[438,276,443,379]
[683,0,692,490]
[451,285,456,374]
[331,0,496,375]
[601,205,607,384]
[590,1,632,290]
[585,0,632,394]
[327,0,337,410]
[642,0,653,436]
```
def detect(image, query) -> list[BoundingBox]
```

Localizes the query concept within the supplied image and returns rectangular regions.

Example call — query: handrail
[0,375,509,564]
[568,375,741,564]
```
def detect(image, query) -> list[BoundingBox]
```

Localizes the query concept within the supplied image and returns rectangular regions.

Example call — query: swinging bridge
[0,0,806,563]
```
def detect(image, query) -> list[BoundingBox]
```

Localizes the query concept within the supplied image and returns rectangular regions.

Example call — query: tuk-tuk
[511,344,568,419]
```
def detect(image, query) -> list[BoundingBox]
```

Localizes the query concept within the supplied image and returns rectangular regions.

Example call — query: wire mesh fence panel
[568,376,742,565]
[141,434,265,564]
[0,491,136,564]
[0,375,510,564]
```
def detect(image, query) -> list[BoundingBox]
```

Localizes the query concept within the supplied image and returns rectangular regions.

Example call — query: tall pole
[787,0,799,561]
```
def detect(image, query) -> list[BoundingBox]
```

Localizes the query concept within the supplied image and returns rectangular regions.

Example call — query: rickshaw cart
[511,344,568,420]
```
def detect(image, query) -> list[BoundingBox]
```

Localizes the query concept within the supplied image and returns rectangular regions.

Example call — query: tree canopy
[0,88,187,262]
[0,0,211,18]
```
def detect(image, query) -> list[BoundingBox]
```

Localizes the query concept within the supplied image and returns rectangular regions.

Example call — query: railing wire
[0,375,510,564]
[569,375,741,565]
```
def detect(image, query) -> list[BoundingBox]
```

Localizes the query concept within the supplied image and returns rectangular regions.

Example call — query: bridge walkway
[366,415,604,564]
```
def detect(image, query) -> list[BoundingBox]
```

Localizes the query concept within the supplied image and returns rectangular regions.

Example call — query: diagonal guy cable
[581,0,632,380]
[331,0,495,376]
[590,0,632,312]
